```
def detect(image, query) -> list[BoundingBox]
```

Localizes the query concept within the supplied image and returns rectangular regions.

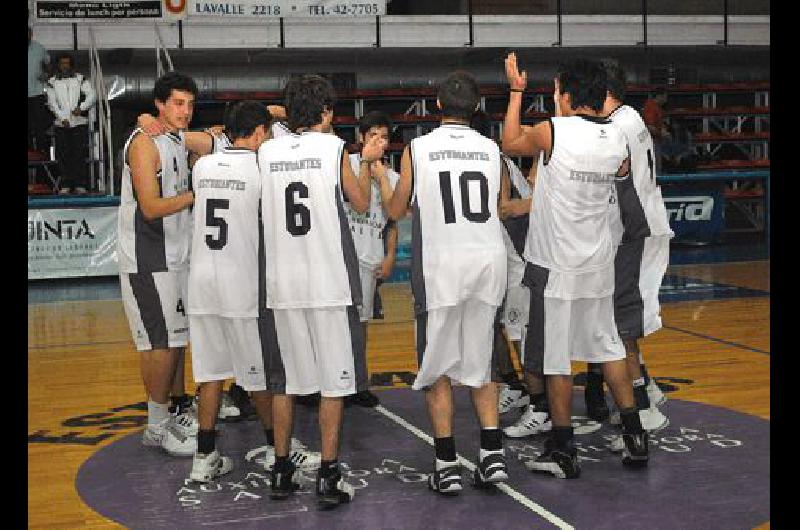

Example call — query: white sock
[632,377,646,388]
[148,399,169,426]
[435,458,458,471]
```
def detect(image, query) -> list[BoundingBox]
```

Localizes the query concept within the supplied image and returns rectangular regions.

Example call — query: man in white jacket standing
[46,52,96,195]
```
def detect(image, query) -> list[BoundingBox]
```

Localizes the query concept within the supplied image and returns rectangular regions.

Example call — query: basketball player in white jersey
[386,71,509,495]
[118,72,200,457]
[343,110,400,408]
[137,104,291,422]
[502,54,648,478]
[586,62,674,440]
[258,75,386,508]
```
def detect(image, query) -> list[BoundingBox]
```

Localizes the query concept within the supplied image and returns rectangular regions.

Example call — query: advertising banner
[662,187,726,243]
[32,0,187,23]
[189,0,386,18]
[28,207,119,279]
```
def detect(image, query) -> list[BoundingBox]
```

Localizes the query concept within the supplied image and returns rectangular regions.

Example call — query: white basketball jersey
[607,104,674,242]
[118,129,192,273]
[409,123,506,311]
[344,153,399,267]
[524,116,628,277]
[258,131,360,309]
[271,121,292,139]
[187,148,262,317]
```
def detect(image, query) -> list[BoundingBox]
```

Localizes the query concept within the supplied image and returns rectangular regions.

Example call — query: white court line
[374,404,574,530]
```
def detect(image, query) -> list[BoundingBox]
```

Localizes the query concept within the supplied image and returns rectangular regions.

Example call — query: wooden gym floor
[28,259,769,529]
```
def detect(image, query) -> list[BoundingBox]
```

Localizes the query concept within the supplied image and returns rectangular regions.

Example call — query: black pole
[72,23,78,51]
[375,15,381,47]
[642,0,648,47]
[556,0,562,46]
[467,0,474,46]
[279,17,285,48]
[723,0,728,46]
[178,20,183,49]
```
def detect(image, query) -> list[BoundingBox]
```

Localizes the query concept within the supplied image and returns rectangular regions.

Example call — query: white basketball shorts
[120,270,189,351]
[413,298,498,390]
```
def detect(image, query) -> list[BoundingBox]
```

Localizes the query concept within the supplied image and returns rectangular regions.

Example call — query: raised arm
[129,134,194,221]
[387,146,413,221]
[502,52,538,156]
[372,160,396,212]
[342,135,384,213]
[267,105,287,121]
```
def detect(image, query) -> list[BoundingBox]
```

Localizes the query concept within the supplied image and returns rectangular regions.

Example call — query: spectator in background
[28,27,51,153]
[46,52,96,195]
[642,89,668,173]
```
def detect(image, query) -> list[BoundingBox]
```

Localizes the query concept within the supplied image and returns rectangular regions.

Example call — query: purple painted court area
[77,388,769,529]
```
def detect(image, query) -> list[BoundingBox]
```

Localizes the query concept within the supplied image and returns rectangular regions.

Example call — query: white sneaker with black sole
[503,405,552,438]
[190,450,234,483]
[499,386,530,414]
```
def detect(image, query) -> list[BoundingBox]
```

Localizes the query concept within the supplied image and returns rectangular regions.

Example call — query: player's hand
[61,119,70,128]
[553,77,563,117]
[71,108,82,116]
[374,258,394,279]
[205,125,225,138]
[505,52,527,91]
[370,159,387,181]
[137,113,166,136]
[362,134,388,163]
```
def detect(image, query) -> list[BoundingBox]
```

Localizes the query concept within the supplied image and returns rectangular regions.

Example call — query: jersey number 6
[285,181,311,236]
[439,171,490,224]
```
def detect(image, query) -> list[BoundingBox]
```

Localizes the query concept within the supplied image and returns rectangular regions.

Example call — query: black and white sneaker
[428,461,463,495]
[621,431,649,468]
[269,463,301,500]
[316,468,355,509]
[473,451,508,488]
[524,439,581,479]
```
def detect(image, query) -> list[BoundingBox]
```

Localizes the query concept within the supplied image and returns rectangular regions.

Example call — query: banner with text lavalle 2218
[189,0,386,18]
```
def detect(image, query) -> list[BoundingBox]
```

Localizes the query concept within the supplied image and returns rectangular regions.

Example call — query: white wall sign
[189,0,386,19]
[28,207,119,279]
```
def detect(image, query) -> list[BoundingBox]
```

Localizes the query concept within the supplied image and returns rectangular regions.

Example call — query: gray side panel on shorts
[347,305,369,392]
[336,184,363,307]
[127,273,169,349]
[133,207,168,272]
[613,238,646,339]
[521,262,549,375]
[615,174,651,241]
[258,309,287,394]
[415,311,428,372]
[410,199,426,315]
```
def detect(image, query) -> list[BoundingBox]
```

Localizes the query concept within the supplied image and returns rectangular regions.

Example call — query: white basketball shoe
[503,405,552,438]
[190,450,234,483]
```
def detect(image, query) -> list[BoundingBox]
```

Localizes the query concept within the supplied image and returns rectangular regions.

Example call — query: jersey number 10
[439,171,491,224]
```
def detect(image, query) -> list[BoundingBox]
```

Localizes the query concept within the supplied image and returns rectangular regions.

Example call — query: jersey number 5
[439,171,490,224]
[205,198,229,250]
[285,182,311,236]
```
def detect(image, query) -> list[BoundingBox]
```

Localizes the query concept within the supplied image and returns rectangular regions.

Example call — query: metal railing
[87,27,114,195]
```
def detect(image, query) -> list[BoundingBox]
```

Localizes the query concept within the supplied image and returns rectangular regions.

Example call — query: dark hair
[358,111,392,135]
[153,71,198,104]
[437,71,481,120]
[55,52,74,66]
[470,110,493,139]
[604,61,627,102]
[556,59,608,113]
[283,74,337,132]
[224,101,272,141]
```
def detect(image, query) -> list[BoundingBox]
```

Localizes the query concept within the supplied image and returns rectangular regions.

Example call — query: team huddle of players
[116,51,673,508]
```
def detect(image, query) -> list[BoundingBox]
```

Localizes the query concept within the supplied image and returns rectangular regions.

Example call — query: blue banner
[661,186,725,243]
